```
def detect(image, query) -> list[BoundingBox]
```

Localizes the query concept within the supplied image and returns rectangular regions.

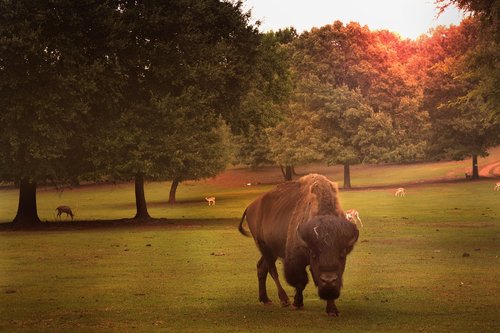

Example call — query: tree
[266,101,324,181]
[436,0,499,117]
[166,116,234,204]
[235,29,294,168]
[315,85,396,188]
[286,22,428,187]
[89,0,263,219]
[422,19,499,178]
[0,0,121,225]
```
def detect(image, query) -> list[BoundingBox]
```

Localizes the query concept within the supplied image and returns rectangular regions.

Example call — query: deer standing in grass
[56,205,74,220]
[395,188,406,197]
[345,209,363,228]
[205,197,216,206]
[494,182,500,191]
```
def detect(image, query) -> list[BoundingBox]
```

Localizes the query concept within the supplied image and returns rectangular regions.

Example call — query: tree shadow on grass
[0,217,239,232]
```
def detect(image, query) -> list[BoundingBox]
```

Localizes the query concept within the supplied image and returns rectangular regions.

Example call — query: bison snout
[318,272,341,299]
[319,273,338,285]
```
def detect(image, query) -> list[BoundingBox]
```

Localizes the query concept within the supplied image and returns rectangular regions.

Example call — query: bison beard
[239,174,359,316]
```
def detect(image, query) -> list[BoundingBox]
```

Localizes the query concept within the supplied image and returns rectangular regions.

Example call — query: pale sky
[243,0,465,39]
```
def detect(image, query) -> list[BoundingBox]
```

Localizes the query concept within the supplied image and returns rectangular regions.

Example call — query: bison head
[298,215,358,300]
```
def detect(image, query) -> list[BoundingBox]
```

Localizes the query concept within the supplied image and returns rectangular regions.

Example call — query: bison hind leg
[257,256,272,304]
[257,255,290,306]
[267,260,290,307]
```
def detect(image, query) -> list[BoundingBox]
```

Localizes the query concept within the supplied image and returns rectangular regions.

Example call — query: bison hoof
[281,300,291,307]
[327,310,339,317]
[292,304,304,310]
[262,300,273,306]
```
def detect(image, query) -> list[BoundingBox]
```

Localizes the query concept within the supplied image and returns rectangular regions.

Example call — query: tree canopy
[264,21,430,186]
[422,18,499,176]
[0,0,272,224]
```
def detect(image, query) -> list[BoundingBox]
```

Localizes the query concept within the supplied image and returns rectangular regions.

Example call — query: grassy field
[1,147,499,223]
[1,155,499,332]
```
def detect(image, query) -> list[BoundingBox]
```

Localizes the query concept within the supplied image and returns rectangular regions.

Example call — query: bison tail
[238,209,251,237]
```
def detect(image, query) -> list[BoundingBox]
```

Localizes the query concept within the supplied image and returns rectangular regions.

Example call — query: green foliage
[234,125,273,168]
[267,21,431,175]
[436,0,500,116]
[0,0,120,183]
[266,110,324,167]
[88,0,263,184]
[315,84,394,165]
[423,18,500,161]
[169,116,235,183]
[235,29,294,167]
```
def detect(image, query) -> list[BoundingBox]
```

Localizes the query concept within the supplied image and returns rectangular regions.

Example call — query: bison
[238,174,359,316]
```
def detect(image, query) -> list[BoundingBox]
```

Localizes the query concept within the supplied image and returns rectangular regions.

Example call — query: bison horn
[296,223,309,248]
[347,227,359,249]
[313,226,320,239]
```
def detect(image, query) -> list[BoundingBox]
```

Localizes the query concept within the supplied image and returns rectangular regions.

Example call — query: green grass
[1,155,499,332]
[1,147,499,223]
[1,184,499,332]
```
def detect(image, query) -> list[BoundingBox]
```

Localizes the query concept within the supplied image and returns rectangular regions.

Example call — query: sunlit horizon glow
[243,0,465,39]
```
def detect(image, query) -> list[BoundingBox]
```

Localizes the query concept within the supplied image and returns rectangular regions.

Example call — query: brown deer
[56,205,74,220]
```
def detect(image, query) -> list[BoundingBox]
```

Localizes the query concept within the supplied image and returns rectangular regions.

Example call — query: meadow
[0,153,499,332]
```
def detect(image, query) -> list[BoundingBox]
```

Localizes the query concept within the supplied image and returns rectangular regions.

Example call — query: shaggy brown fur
[239,174,358,316]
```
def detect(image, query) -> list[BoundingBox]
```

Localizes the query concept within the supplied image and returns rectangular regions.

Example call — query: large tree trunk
[168,178,180,204]
[134,173,150,219]
[13,179,41,226]
[282,165,292,181]
[343,163,352,189]
[472,154,479,179]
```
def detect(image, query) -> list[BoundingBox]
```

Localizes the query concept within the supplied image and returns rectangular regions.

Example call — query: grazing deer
[345,209,363,228]
[495,182,500,191]
[395,187,406,197]
[465,172,472,179]
[205,197,216,206]
[56,205,74,220]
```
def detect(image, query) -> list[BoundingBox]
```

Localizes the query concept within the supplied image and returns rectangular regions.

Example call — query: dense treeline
[0,0,498,225]
[240,6,499,186]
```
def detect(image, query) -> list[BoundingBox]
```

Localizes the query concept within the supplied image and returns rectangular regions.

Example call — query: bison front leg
[326,299,339,316]
[284,261,308,310]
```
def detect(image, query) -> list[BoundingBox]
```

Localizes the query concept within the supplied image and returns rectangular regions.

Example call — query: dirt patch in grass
[479,161,500,177]
[193,165,286,188]
[194,160,500,190]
